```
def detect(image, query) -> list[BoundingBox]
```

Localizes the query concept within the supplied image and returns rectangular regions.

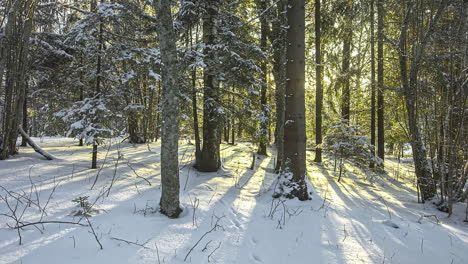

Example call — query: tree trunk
[155,0,182,218]
[272,0,287,172]
[256,0,269,156]
[18,126,54,160]
[314,0,323,163]
[231,118,235,145]
[192,68,201,160]
[0,0,35,160]
[79,84,84,146]
[21,92,28,147]
[155,81,161,141]
[341,0,353,122]
[283,0,309,200]
[197,1,221,172]
[370,0,376,167]
[128,110,142,143]
[89,0,105,168]
[91,143,98,169]
[190,26,201,160]
[398,0,448,202]
[377,0,385,160]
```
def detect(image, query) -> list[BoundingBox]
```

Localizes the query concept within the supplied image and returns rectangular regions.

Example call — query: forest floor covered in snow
[0,137,467,264]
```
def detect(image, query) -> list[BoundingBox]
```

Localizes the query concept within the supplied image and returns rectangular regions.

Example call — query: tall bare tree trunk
[91,0,104,169]
[197,1,221,172]
[398,0,448,202]
[341,43,351,121]
[21,89,28,147]
[370,0,376,167]
[341,0,353,122]
[187,26,201,158]
[282,0,309,200]
[314,0,323,163]
[256,0,270,156]
[155,0,182,218]
[272,0,287,171]
[377,0,385,160]
[0,0,36,160]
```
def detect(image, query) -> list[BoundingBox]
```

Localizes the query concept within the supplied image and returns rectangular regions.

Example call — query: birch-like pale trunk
[155,0,181,218]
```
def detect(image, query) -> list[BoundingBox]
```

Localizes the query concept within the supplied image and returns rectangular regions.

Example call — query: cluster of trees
[0,0,466,217]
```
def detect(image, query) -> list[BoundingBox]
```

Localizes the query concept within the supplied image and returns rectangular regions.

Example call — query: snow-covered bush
[55,95,114,145]
[324,120,382,181]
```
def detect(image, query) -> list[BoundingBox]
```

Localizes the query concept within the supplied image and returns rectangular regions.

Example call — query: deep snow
[0,137,467,264]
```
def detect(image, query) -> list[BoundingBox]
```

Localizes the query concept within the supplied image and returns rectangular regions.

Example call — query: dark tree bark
[256,0,270,156]
[91,0,105,169]
[20,91,28,147]
[128,110,145,144]
[79,81,84,146]
[398,0,449,202]
[370,0,376,167]
[0,0,35,160]
[91,144,98,169]
[155,82,162,141]
[187,26,201,160]
[155,0,182,218]
[340,1,353,122]
[231,119,235,145]
[314,0,323,163]
[271,0,287,172]
[377,0,385,160]
[192,67,201,159]
[197,0,221,172]
[283,0,309,200]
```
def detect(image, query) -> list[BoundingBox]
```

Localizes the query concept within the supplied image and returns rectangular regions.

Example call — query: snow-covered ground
[0,138,467,264]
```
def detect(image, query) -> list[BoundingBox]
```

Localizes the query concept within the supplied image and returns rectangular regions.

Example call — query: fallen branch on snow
[18,126,55,160]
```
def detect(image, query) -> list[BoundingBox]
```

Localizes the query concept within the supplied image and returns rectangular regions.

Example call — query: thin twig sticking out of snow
[208,241,222,262]
[155,243,161,264]
[91,139,113,189]
[126,160,151,186]
[110,236,150,249]
[184,215,225,262]
[85,216,103,250]
[14,221,87,229]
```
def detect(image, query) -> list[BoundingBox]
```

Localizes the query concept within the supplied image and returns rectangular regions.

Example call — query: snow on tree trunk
[197,1,221,172]
[155,0,182,218]
[256,0,269,156]
[0,0,36,160]
[369,0,377,167]
[18,127,55,160]
[281,0,310,201]
[377,0,385,161]
[272,0,287,172]
[398,1,449,202]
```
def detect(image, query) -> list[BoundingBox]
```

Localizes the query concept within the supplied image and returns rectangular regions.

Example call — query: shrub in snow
[70,196,99,217]
[273,164,312,200]
[324,120,382,182]
[55,95,114,145]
